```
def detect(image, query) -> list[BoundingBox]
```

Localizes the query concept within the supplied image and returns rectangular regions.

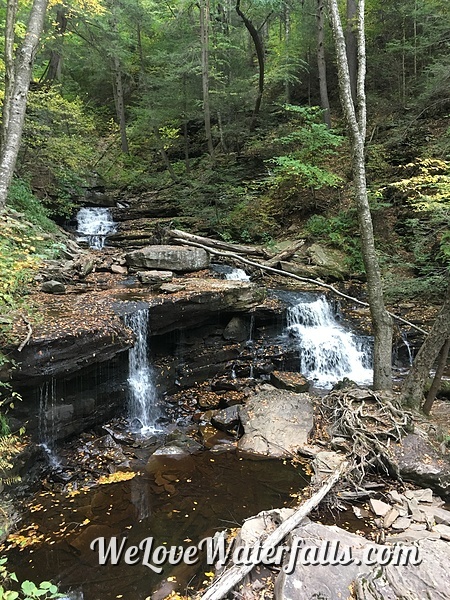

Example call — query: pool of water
[4,450,308,600]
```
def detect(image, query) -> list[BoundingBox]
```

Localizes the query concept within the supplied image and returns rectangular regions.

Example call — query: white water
[225,268,251,282]
[76,207,116,249]
[125,309,161,434]
[286,296,373,388]
[38,379,61,467]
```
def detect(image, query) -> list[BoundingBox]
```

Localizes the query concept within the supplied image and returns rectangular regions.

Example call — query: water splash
[286,296,373,388]
[225,268,251,282]
[400,331,414,366]
[76,207,116,249]
[38,379,61,467]
[125,309,161,434]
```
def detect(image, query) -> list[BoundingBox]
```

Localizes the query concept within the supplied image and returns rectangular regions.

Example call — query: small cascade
[400,331,414,366]
[76,207,116,249]
[38,379,60,467]
[225,268,251,282]
[248,314,255,379]
[125,308,161,434]
[286,296,373,388]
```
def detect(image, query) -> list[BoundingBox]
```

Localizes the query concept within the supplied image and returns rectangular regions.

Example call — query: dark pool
[4,450,308,600]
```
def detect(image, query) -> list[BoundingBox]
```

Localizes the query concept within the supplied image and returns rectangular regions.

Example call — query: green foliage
[0,557,62,600]
[306,212,364,273]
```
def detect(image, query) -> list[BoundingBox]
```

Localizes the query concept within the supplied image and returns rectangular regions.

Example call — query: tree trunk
[0,0,49,212]
[345,0,358,104]
[401,284,450,410]
[42,7,67,83]
[1,0,19,147]
[422,337,450,416]
[199,0,215,160]
[327,0,393,390]
[317,0,331,128]
[153,128,178,182]
[112,59,129,154]
[284,0,291,103]
[236,0,265,131]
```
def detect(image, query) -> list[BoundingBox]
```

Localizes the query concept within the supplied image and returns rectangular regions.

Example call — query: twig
[199,463,347,600]
[171,236,428,336]
[17,314,32,351]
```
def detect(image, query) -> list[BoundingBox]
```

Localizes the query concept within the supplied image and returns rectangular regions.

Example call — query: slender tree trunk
[284,0,291,103]
[328,0,393,390]
[199,0,215,160]
[112,59,129,154]
[422,338,450,415]
[0,0,49,212]
[401,284,450,409]
[317,0,331,128]
[43,7,67,83]
[153,127,178,182]
[2,0,19,147]
[236,0,265,131]
[345,0,357,104]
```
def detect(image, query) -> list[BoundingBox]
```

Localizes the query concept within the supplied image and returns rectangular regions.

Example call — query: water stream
[76,207,116,249]
[285,295,373,388]
[125,308,161,434]
[38,379,61,467]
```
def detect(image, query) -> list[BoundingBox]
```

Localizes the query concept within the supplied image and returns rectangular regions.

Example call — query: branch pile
[322,387,413,484]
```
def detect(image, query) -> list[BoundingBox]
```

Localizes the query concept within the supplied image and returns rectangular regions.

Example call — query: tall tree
[317,0,331,127]
[327,0,393,390]
[0,0,49,212]
[199,0,215,159]
[345,0,357,102]
[236,0,265,131]
[1,0,19,147]
[401,283,450,410]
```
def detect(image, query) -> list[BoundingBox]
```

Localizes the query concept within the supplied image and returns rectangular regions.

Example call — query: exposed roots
[322,387,413,484]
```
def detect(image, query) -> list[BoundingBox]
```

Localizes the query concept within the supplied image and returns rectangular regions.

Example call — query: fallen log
[263,239,306,268]
[166,228,270,258]
[171,236,428,336]
[18,314,32,352]
[199,462,347,600]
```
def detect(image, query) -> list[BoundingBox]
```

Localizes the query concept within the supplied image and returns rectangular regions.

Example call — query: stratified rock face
[125,245,210,272]
[238,385,314,457]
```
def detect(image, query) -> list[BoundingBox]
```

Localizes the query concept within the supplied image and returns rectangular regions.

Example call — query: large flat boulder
[387,433,450,497]
[125,245,210,272]
[275,519,450,600]
[238,385,314,457]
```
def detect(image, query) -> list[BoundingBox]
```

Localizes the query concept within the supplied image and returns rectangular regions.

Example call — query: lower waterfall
[286,295,373,388]
[125,308,161,434]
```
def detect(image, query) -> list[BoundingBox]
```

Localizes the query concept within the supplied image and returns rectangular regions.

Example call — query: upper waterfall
[76,207,116,249]
[286,295,373,388]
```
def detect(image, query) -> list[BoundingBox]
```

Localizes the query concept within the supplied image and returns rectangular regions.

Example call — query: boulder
[125,245,210,272]
[270,371,309,393]
[223,317,249,342]
[137,270,173,286]
[307,243,350,280]
[211,405,241,432]
[238,386,314,458]
[388,433,450,497]
[40,280,66,294]
[275,519,450,600]
[110,264,127,275]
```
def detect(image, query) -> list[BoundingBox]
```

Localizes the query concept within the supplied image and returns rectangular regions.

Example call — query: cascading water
[286,295,373,388]
[76,207,116,249]
[225,268,251,282]
[38,379,60,467]
[125,308,161,434]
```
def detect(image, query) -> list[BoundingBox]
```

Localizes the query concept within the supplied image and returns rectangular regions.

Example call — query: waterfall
[286,296,373,388]
[38,379,60,467]
[76,207,116,249]
[125,309,161,434]
[225,268,251,282]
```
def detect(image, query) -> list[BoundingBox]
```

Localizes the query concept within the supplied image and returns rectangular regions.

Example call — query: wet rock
[41,280,66,294]
[137,270,173,286]
[238,387,314,458]
[160,283,186,293]
[388,433,450,497]
[223,317,248,342]
[211,405,241,432]
[164,431,202,454]
[125,245,210,272]
[270,371,309,393]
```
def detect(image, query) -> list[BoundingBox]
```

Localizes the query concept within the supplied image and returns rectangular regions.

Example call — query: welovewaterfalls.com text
[90,536,422,574]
